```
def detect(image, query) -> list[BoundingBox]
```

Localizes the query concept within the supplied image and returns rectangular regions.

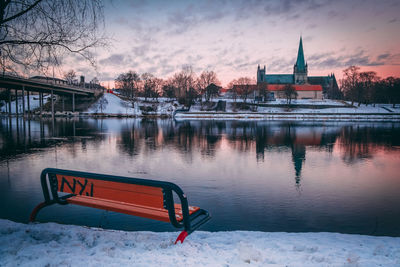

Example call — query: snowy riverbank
[1,219,399,266]
[2,94,400,121]
[174,112,400,121]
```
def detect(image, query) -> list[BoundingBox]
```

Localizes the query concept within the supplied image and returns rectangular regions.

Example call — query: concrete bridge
[0,74,98,117]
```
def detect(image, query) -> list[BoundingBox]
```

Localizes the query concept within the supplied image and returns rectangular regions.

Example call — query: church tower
[293,36,308,84]
[257,64,266,83]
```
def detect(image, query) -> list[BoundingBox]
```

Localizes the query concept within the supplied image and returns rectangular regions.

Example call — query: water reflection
[0,117,105,160]
[110,120,399,187]
[2,118,400,187]
[1,118,400,236]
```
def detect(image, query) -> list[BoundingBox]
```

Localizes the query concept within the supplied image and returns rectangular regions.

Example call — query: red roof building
[267,84,322,92]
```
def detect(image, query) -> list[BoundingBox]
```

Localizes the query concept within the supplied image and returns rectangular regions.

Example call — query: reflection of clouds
[114,120,400,166]
[3,118,400,172]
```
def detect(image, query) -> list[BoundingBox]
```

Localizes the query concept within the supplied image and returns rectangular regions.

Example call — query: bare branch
[0,0,42,24]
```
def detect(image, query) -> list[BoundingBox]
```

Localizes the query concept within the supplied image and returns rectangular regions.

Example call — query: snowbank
[1,219,399,266]
[87,93,138,115]
[86,93,177,116]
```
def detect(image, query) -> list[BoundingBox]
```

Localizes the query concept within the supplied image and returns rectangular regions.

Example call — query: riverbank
[2,93,400,121]
[1,219,399,266]
[174,112,400,121]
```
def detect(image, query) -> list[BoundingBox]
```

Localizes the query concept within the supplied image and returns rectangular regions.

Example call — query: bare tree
[197,70,220,102]
[98,96,108,113]
[227,79,238,103]
[0,0,105,74]
[162,78,176,99]
[235,77,254,103]
[359,71,379,106]
[141,72,155,101]
[256,82,268,102]
[115,71,140,99]
[63,69,76,84]
[385,77,400,108]
[170,65,197,104]
[340,66,360,106]
[281,84,297,104]
[152,77,163,101]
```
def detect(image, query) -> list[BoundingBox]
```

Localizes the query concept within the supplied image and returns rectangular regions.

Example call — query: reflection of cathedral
[291,144,306,186]
[257,37,339,99]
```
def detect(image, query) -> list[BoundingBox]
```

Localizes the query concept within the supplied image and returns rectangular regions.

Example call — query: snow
[1,219,399,266]
[85,93,178,116]
[3,94,399,120]
[178,99,400,121]
[87,93,138,115]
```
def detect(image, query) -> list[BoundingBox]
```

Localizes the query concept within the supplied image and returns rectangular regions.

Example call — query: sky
[66,0,400,87]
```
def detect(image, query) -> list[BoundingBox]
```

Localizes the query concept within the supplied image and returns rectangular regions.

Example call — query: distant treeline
[340,66,400,107]
[114,66,221,105]
[113,65,400,107]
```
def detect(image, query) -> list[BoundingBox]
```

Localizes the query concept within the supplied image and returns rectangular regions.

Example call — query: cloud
[99,54,131,66]
[377,53,390,60]
[128,0,148,9]
[164,1,228,34]
[307,50,397,70]
[132,45,150,57]
[167,5,199,34]
[262,0,331,16]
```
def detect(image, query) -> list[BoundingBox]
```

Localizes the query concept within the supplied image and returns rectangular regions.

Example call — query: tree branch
[0,0,43,25]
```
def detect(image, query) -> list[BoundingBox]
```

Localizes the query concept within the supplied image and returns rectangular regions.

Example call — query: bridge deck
[0,75,95,96]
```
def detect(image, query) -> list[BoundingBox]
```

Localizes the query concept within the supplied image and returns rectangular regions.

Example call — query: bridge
[0,74,98,117]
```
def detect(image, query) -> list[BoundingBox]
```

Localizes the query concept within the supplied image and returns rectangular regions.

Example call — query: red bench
[30,168,211,243]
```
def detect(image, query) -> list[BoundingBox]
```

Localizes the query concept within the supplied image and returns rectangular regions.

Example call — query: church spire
[295,36,306,72]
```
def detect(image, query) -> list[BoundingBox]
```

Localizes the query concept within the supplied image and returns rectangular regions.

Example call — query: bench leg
[175,230,188,244]
[29,202,49,222]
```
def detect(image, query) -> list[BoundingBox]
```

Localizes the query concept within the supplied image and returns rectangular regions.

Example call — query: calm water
[1,117,400,236]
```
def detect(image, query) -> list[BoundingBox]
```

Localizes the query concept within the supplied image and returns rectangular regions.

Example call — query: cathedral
[257,37,338,99]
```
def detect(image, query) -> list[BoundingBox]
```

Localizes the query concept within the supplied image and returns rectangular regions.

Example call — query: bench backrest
[54,174,165,209]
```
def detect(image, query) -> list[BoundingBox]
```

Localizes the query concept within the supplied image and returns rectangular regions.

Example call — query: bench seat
[30,168,211,244]
[68,195,200,222]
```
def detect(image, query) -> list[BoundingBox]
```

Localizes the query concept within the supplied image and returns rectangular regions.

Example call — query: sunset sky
[67,0,400,87]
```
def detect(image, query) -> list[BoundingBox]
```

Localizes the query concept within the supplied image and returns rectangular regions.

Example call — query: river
[1,117,399,236]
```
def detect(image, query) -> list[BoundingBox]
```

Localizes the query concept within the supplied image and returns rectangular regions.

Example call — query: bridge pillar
[27,90,30,116]
[39,92,43,114]
[15,89,18,116]
[51,90,54,120]
[72,93,75,112]
[22,86,25,117]
[8,89,11,116]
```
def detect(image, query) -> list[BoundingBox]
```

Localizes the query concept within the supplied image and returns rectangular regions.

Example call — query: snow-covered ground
[86,93,178,116]
[190,99,400,114]
[1,219,399,267]
[216,98,346,106]
[2,94,400,118]
[87,93,139,115]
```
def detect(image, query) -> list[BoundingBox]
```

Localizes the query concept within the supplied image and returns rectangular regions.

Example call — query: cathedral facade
[257,37,338,99]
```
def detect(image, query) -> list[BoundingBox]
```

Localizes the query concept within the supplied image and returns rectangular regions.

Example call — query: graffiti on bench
[59,176,94,197]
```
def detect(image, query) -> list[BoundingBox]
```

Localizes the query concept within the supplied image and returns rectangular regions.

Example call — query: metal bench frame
[30,168,211,243]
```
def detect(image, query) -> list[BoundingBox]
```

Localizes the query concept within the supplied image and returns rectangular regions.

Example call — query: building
[257,37,339,99]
